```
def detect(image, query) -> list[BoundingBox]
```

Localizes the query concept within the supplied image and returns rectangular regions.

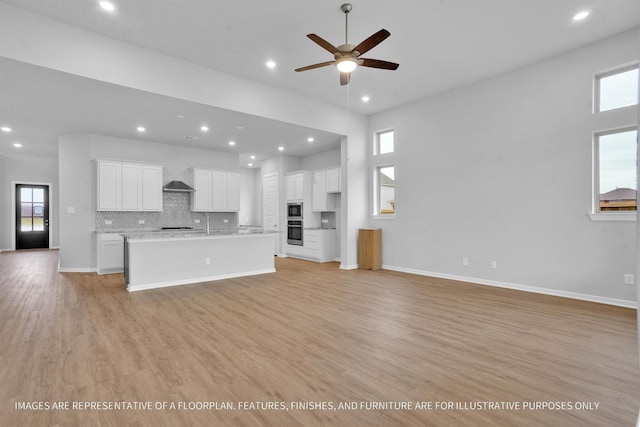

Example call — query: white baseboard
[383,264,637,309]
[57,267,97,273]
[127,268,276,292]
[340,263,359,270]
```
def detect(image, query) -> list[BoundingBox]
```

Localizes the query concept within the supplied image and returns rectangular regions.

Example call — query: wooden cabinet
[191,168,240,212]
[359,228,381,270]
[97,160,163,211]
[97,233,124,274]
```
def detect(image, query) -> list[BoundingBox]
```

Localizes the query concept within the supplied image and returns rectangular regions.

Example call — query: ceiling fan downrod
[341,3,352,45]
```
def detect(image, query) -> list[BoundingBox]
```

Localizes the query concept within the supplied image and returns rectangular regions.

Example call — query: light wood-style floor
[1,249,638,426]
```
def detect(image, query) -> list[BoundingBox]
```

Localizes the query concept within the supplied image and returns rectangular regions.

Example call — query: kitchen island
[123,230,277,292]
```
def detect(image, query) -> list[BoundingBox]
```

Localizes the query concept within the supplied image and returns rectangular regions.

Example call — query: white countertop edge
[125,232,278,243]
[127,268,276,292]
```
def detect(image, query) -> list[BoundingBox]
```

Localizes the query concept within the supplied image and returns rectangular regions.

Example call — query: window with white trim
[375,130,394,155]
[372,129,396,216]
[376,165,395,215]
[595,64,638,112]
[594,127,637,213]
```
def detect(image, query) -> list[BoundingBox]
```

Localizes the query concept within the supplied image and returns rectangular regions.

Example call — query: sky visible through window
[599,130,637,193]
[599,67,638,112]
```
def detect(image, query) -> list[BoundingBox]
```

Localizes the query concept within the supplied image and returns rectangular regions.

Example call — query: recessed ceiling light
[278,146,285,151]
[236,126,244,130]
[307,137,315,143]
[1,126,12,132]
[136,126,146,132]
[573,10,590,21]
[266,60,276,69]
[250,155,256,159]
[13,142,22,148]
[99,1,115,12]
[362,95,371,102]
[200,125,209,132]
[248,163,253,167]
[228,141,236,146]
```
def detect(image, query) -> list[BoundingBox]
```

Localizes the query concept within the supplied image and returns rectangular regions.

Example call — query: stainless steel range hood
[163,181,195,192]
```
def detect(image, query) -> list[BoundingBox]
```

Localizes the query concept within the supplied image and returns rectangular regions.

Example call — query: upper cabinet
[312,167,340,212]
[97,160,163,211]
[326,168,341,193]
[191,168,240,212]
[286,172,305,202]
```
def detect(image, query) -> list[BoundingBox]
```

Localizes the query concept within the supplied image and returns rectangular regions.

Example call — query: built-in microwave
[287,202,302,219]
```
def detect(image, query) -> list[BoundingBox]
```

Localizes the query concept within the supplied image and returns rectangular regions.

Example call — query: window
[376,130,394,155]
[20,187,45,231]
[595,64,638,112]
[376,165,395,215]
[594,128,637,212]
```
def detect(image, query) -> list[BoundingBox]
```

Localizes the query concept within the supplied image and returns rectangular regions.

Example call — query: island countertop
[121,229,278,242]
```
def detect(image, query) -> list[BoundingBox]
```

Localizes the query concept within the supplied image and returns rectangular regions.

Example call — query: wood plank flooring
[0,249,638,426]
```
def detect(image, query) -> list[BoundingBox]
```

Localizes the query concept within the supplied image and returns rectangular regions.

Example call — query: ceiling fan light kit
[295,3,399,86]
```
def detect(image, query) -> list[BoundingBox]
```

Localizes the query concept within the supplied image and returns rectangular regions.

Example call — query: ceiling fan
[295,3,399,86]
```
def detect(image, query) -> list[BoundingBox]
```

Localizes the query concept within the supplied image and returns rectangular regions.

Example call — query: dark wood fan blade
[295,61,335,72]
[307,34,340,55]
[352,29,390,56]
[340,72,351,86]
[360,58,399,70]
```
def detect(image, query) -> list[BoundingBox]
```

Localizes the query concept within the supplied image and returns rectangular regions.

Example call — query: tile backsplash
[95,192,237,231]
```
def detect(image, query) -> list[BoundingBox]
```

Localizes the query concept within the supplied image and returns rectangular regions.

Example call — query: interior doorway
[15,184,50,250]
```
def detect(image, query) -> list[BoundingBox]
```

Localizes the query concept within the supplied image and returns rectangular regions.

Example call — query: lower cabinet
[286,229,336,262]
[97,233,124,274]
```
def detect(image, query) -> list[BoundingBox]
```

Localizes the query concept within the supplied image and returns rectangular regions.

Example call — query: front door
[16,184,50,250]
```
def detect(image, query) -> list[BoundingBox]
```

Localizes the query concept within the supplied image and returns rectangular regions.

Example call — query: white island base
[125,233,276,292]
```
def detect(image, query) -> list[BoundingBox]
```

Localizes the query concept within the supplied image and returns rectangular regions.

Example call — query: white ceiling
[1,0,639,165]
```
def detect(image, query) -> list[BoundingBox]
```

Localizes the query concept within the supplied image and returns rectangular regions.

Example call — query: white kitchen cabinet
[191,168,240,212]
[142,165,163,210]
[286,172,304,201]
[192,168,213,211]
[286,229,336,262]
[312,169,336,212]
[97,161,122,211]
[97,160,163,212]
[121,163,142,210]
[326,168,341,193]
[97,233,124,274]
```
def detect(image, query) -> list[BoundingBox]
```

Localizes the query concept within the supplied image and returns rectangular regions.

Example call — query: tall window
[595,64,638,112]
[377,166,395,215]
[595,128,637,212]
[373,129,396,216]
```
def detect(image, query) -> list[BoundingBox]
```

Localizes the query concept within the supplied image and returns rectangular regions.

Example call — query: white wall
[0,152,59,251]
[0,2,368,267]
[368,28,639,305]
[239,168,257,226]
[300,149,341,171]
[58,134,238,271]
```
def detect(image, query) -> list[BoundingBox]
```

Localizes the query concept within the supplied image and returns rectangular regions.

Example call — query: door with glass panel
[16,184,49,250]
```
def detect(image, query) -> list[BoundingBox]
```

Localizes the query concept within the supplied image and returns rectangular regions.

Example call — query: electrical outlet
[138,220,145,224]
[194,219,200,224]
[104,220,112,225]
[491,260,497,269]
[462,257,469,266]
[205,257,211,265]
[624,274,635,285]
[223,219,229,224]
